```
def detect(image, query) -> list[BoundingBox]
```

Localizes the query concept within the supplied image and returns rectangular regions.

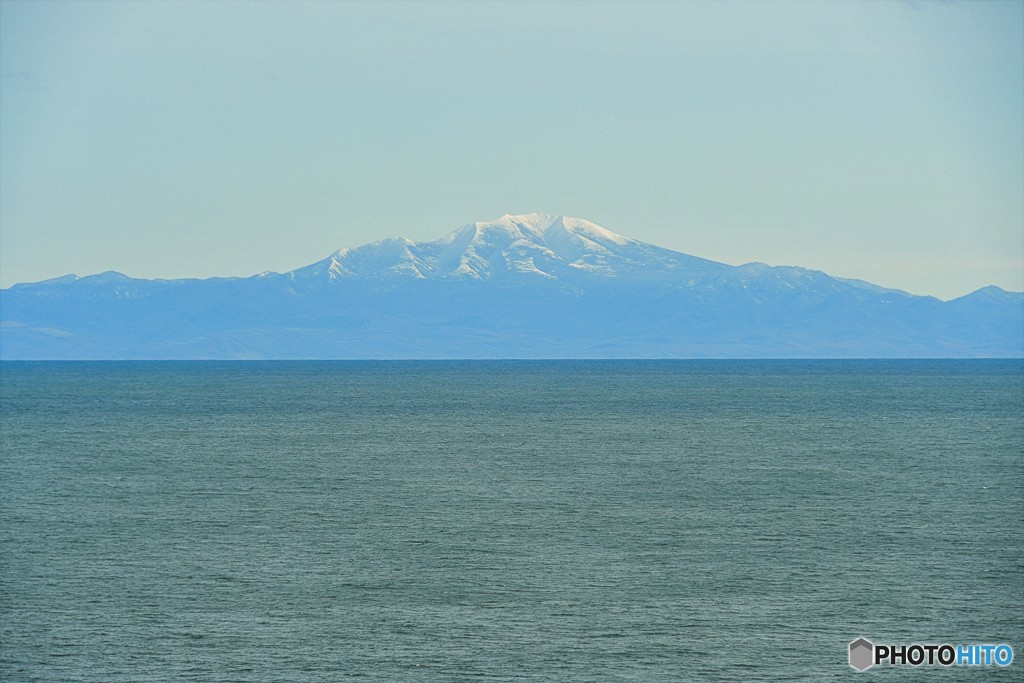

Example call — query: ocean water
[1,360,1021,681]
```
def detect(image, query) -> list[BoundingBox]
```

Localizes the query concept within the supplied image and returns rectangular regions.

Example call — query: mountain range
[2,213,1021,359]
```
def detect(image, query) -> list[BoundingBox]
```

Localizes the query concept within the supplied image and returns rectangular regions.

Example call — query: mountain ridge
[2,213,1021,359]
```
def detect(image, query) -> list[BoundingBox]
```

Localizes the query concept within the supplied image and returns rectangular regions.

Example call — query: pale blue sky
[1,0,1021,298]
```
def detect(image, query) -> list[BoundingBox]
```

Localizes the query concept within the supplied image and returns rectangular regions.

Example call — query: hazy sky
[1,0,1021,299]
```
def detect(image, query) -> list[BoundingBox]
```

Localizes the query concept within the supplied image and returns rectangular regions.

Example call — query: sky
[1,0,1021,300]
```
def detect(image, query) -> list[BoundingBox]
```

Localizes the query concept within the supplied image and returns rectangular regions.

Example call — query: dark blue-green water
[1,360,1021,681]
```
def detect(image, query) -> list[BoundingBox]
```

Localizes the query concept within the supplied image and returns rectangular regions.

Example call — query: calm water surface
[1,360,1022,681]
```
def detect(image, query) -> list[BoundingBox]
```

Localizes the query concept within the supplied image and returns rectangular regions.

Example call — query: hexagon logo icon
[849,638,874,671]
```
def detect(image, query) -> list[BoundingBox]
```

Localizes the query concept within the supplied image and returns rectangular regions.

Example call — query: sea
[1,360,1021,681]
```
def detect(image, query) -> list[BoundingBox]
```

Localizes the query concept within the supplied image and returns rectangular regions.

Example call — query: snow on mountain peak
[293,213,723,283]
[426,213,655,279]
[476,213,632,246]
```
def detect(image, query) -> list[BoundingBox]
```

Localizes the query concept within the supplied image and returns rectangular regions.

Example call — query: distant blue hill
[2,213,1022,359]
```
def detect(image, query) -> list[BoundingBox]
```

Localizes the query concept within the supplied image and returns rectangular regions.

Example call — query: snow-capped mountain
[291,213,725,283]
[2,214,1022,359]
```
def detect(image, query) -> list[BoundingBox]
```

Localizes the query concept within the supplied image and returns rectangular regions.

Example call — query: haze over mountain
[2,213,1021,359]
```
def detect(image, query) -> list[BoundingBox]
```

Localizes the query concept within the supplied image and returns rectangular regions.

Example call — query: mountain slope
[2,214,1021,359]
